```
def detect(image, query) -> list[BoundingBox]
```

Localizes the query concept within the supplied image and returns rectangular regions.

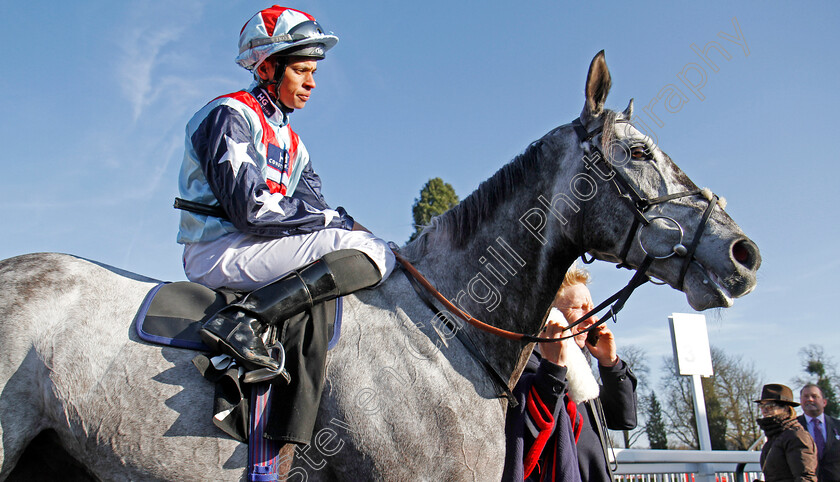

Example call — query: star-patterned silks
[218,135,256,178]
[322,209,338,227]
[255,189,287,218]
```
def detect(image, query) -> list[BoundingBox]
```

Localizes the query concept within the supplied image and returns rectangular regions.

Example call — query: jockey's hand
[585,324,619,367]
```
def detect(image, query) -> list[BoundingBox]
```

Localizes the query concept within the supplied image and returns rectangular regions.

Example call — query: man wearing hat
[798,383,840,481]
[755,383,817,481]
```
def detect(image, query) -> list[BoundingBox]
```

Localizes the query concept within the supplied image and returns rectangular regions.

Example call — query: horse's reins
[394,119,721,406]
[397,118,721,348]
[173,117,722,406]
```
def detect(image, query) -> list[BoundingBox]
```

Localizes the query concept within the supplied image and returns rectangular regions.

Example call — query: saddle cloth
[133,281,343,482]
[133,281,342,351]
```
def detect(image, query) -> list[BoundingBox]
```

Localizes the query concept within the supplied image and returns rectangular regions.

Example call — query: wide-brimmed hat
[754,383,799,406]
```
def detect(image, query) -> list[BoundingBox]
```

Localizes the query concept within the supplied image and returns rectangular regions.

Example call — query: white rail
[612,449,761,482]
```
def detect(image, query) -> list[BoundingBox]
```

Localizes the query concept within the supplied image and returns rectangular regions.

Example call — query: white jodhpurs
[182,228,396,291]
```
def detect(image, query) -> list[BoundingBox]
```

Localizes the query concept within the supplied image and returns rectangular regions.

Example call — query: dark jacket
[576,360,637,482]
[503,355,580,482]
[503,353,637,482]
[797,414,840,482]
[759,415,818,482]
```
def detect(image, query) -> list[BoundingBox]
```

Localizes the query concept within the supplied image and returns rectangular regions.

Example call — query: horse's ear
[623,98,634,118]
[582,50,611,122]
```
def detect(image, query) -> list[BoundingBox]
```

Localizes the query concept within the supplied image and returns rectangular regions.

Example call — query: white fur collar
[547,307,601,403]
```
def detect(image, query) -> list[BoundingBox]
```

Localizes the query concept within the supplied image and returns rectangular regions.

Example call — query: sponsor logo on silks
[266,143,290,194]
[266,143,288,174]
[253,88,277,118]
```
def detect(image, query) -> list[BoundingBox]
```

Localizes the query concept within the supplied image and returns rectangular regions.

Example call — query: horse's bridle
[399,118,722,347]
[572,119,719,286]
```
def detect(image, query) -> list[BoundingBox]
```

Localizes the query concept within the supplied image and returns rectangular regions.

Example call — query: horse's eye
[631,145,651,160]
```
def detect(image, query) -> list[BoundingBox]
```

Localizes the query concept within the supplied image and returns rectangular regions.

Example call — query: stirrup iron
[242,343,290,384]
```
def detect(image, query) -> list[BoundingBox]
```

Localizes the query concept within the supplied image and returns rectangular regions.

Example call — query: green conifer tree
[646,393,668,449]
[409,178,458,242]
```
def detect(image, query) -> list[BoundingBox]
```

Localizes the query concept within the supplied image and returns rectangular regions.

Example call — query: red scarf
[566,396,583,443]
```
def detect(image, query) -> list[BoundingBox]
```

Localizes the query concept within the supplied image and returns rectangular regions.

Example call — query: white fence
[612,449,761,482]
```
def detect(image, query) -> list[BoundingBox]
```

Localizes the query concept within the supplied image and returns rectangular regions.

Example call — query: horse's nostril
[732,239,758,269]
[733,242,748,264]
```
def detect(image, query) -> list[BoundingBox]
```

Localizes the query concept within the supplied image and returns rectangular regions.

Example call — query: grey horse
[0,51,759,481]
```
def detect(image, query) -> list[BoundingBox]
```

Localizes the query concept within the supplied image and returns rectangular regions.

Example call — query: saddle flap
[135,281,342,352]
[136,281,239,350]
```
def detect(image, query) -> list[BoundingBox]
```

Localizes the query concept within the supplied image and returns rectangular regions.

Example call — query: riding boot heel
[198,308,280,374]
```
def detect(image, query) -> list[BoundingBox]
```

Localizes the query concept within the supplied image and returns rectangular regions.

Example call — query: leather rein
[172,117,722,406]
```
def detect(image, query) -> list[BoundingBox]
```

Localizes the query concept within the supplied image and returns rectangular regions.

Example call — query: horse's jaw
[682,262,736,310]
[680,247,760,311]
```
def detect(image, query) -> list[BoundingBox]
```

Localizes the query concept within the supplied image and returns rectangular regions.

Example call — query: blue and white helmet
[235,6,338,71]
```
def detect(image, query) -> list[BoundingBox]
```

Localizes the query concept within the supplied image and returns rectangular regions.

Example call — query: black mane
[433,139,546,247]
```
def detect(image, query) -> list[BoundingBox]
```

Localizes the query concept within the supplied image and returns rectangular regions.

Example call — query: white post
[668,313,715,482]
[692,374,712,451]
[669,314,716,482]
[691,374,716,482]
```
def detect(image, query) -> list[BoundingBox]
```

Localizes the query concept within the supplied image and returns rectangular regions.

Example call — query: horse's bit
[560,118,721,341]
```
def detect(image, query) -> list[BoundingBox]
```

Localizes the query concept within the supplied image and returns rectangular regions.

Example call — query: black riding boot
[199,249,382,383]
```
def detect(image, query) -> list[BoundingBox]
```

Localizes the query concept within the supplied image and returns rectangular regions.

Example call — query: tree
[645,392,668,449]
[409,178,458,242]
[702,376,728,450]
[797,345,840,417]
[660,355,701,448]
[709,347,762,450]
[660,346,762,450]
[617,344,649,448]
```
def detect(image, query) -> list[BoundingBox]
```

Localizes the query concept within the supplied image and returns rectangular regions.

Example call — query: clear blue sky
[2,1,839,403]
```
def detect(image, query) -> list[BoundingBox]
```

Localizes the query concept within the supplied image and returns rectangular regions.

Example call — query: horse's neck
[404,135,585,379]
[424,232,580,378]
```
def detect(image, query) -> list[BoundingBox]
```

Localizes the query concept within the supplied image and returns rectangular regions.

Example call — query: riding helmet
[235,6,338,71]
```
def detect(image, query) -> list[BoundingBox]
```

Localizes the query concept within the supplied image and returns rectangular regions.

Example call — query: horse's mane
[414,138,547,250]
[403,111,634,258]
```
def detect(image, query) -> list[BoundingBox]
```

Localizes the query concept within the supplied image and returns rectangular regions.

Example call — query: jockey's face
[278,58,318,110]
[257,57,318,111]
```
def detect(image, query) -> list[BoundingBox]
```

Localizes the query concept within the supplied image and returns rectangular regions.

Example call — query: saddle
[134,281,342,352]
[133,281,343,481]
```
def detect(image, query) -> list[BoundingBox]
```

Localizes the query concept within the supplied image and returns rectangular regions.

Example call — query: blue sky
[2,1,839,403]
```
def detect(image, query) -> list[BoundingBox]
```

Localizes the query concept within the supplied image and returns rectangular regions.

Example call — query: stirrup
[242,343,290,384]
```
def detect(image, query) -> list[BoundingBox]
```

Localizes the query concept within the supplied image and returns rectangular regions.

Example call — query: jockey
[177,6,395,383]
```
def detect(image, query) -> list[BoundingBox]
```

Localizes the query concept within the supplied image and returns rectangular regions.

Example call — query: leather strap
[399,264,518,407]
[393,251,650,345]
